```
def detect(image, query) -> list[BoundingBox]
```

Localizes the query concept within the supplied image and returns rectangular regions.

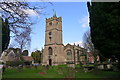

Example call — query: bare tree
[0,1,44,35]
[14,27,31,52]
[83,31,94,52]
[0,0,48,52]
[0,0,46,52]
[83,30,99,65]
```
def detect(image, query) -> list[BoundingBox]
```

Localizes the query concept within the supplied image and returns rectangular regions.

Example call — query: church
[42,14,87,66]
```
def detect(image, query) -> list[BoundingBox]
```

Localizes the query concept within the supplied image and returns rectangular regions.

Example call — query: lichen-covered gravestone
[42,66,46,74]
[58,67,64,74]
[67,67,75,78]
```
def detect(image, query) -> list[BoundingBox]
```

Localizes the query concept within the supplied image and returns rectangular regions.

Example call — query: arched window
[49,32,52,35]
[49,37,52,41]
[66,50,72,60]
[48,47,52,55]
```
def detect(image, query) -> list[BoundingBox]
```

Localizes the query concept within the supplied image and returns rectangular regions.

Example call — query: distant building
[23,56,34,65]
[42,14,87,66]
[0,48,21,63]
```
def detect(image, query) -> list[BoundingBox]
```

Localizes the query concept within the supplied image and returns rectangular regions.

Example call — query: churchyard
[2,64,120,79]
[0,1,120,80]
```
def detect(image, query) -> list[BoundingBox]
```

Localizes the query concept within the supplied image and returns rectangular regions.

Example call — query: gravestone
[107,64,113,69]
[46,65,49,70]
[67,67,75,78]
[42,66,46,74]
[68,64,75,68]
[58,67,64,74]
[97,64,104,69]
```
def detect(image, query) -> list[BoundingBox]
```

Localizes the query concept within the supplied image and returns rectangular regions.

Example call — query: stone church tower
[42,14,65,66]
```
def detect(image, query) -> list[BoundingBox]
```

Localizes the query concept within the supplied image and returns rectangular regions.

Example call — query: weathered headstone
[67,67,75,78]
[46,65,49,70]
[58,67,64,74]
[42,66,46,74]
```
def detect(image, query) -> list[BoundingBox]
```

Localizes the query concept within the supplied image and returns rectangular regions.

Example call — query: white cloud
[79,15,90,28]
[71,41,84,47]
[22,9,39,16]
[65,41,84,48]
[0,4,39,17]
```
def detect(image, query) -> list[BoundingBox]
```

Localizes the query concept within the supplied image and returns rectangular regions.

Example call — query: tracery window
[66,50,72,60]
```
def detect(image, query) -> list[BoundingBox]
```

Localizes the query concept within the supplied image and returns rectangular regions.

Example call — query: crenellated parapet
[46,16,62,23]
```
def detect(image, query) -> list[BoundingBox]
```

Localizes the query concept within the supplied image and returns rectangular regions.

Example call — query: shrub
[6,61,24,67]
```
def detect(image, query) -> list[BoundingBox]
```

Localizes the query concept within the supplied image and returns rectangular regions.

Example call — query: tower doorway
[49,59,52,66]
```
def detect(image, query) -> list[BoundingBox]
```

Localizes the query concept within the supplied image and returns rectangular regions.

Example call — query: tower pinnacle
[53,9,56,17]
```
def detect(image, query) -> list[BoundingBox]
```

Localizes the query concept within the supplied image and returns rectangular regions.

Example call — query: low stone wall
[67,64,75,68]
[97,64,113,70]
[97,64,104,69]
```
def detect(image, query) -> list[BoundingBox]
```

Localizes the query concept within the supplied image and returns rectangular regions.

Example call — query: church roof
[23,56,34,62]
[64,43,84,50]
[64,43,74,50]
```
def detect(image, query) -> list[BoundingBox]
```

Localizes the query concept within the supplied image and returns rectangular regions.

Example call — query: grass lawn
[75,69,120,78]
[2,65,120,78]
[2,65,68,78]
